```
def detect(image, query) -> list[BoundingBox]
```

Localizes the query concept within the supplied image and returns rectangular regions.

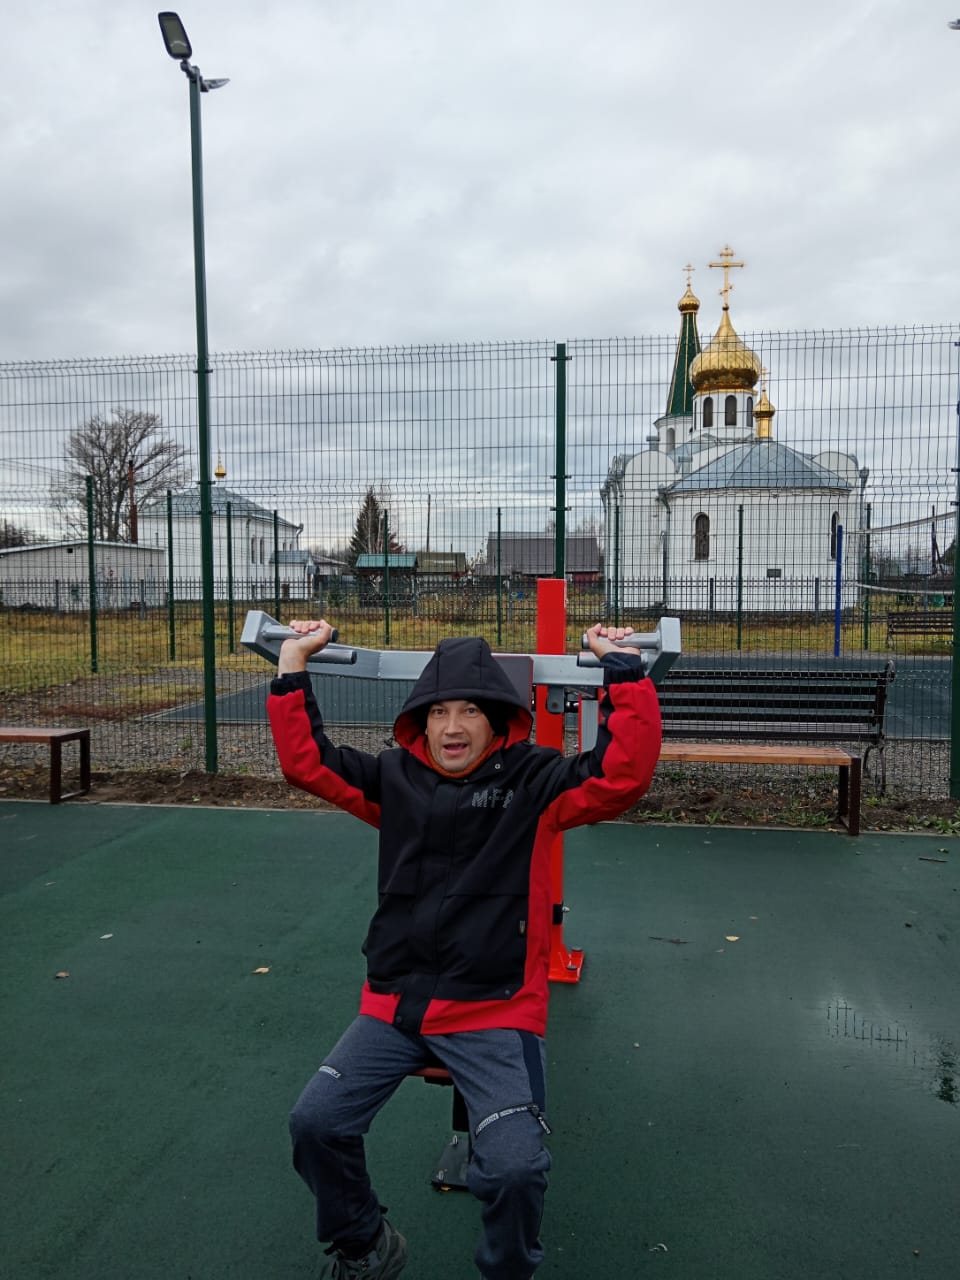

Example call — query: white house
[601,257,866,614]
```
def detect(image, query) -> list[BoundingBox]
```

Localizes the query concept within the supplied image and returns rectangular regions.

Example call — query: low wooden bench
[886,610,952,642]
[0,727,91,803]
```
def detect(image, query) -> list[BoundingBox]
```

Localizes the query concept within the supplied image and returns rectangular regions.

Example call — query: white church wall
[660,491,859,612]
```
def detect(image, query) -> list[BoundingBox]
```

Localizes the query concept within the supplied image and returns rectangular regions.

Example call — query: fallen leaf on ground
[252,966,271,974]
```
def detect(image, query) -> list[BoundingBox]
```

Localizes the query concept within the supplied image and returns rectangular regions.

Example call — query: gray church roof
[667,440,852,493]
[141,486,300,527]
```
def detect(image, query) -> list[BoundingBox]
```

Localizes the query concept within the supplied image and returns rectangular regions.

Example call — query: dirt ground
[2,760,958,835]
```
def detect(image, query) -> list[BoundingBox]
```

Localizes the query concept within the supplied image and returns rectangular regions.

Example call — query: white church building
[601,249,867,614]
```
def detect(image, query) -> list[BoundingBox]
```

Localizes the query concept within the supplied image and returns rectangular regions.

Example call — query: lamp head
[158,11,192,60]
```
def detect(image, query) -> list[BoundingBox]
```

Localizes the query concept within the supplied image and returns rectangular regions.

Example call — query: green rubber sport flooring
[1,802,957,1279]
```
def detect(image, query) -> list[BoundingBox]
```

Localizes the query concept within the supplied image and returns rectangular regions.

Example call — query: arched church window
[829,512,839,561]
[702,397,714,430]
[694,513,710,561]
[746,397,754,430]
[725,395,737,426]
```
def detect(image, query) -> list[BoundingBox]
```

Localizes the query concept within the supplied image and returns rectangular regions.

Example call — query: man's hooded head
[393,637,533,751]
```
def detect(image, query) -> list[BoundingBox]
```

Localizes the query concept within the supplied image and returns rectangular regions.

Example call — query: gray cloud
[1,0,957,363]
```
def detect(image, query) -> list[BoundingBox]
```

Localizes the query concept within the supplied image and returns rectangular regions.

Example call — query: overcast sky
[2,0,958,364]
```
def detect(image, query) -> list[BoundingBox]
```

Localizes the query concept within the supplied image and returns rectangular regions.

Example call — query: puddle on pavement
[824,999,957,1106]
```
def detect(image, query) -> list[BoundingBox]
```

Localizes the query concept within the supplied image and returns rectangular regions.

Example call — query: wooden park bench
[0,727,92,803]
[653,663,896,836]
[886,610,952,643]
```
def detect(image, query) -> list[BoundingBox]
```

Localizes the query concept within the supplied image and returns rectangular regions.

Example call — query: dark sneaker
[325,1219,408,1279]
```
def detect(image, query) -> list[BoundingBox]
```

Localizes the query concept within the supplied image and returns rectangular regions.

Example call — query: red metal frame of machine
[535,578,584,984]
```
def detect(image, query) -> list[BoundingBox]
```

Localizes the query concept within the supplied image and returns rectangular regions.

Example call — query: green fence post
[166,489,176,661]
[383,510,391,646]
[613,503,621,627]
[273,510,281,618]
[552,343,569,578]
[496,507,503,647]
[226,500,235,652]
[736,504,744,650]
[86,475,98,674]
[952,373,960,796]
[862,501,871,650]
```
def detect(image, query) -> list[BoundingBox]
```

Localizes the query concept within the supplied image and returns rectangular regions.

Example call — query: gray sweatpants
[288,1015,552,1280]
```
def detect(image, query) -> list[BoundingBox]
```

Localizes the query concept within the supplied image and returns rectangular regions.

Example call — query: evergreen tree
[346,487,404,569]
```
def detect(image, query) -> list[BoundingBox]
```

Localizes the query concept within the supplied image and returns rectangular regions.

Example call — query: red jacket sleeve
[267,672,382,828]
[544,664,662,831]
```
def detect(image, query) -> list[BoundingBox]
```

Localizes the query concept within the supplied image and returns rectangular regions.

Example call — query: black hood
[394,637,533,748]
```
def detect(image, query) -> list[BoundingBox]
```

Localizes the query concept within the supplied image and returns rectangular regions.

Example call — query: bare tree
[0,517,40,548]
[52,408,190,542]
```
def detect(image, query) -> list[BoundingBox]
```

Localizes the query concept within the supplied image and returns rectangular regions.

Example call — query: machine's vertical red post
[536,578,583,982]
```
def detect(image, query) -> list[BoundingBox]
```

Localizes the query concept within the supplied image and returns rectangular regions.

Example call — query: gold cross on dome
[683,262,695,287]
[708,244,745,307]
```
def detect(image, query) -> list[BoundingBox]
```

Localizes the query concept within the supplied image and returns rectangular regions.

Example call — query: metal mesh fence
[1,324,957,799]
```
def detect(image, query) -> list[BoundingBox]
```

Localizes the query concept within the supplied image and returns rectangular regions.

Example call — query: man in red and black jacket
[269,621,661,1280]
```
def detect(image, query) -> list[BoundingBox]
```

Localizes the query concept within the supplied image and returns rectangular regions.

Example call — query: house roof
[0,540,162,557]
[355,553,418,571]
[479,534,600,575]
[667,440,853,493]
[141,486,300,528]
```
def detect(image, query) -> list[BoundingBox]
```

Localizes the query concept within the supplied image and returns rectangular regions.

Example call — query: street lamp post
[158,12,229,773]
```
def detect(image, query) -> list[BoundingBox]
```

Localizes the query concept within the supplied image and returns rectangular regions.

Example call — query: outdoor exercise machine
[242,581,680,986]
[243,580,680,1187]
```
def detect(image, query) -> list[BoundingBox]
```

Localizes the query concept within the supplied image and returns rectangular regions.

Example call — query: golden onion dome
[678,282,700,315]
[689,306,761,393]
[754,381,775,439]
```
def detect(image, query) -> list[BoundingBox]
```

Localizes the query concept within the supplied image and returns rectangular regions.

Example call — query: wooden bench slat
[664,720,880,740]
[660,743,851,766]
[0,727,89,744]
[658,741,863,835]
[887,610,952,643]
[0,726,91,803]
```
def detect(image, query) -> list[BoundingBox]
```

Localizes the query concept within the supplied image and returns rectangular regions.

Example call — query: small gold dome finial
[755,369,776,439]
[214,452,227,480]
